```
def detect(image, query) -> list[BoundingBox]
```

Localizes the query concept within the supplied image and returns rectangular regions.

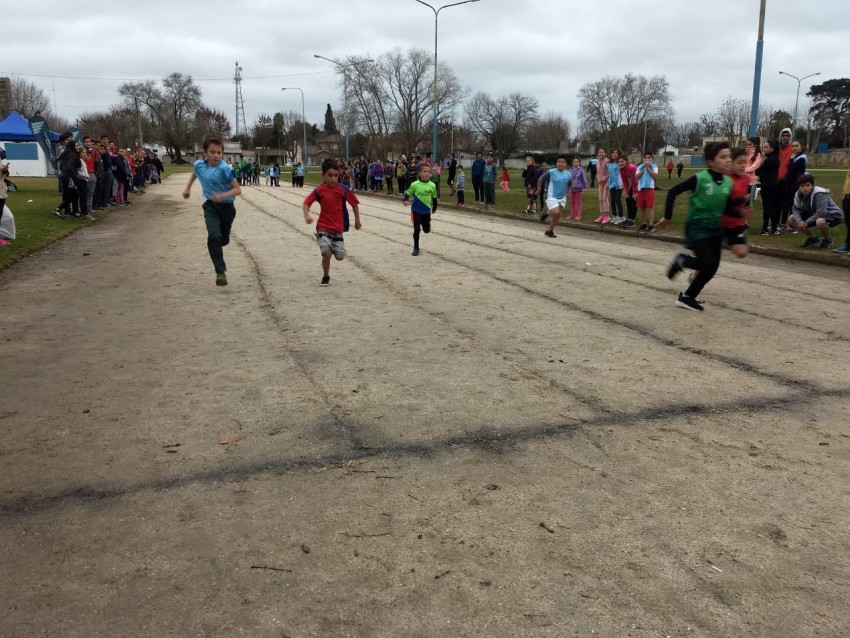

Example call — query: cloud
[3,0,847,134]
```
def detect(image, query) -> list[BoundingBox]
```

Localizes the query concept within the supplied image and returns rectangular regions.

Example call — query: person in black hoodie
[57,140,81,218]
[756,140,780,235]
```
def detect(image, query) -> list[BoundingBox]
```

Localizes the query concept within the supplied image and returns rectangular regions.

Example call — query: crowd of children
[184,133,849,315]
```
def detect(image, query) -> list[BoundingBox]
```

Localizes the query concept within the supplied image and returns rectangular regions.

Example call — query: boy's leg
[598,183,608,213]
[457,189,465,205]
[547,205,563,232]
[322,252,332,275]
[412,213,421,249]
[203,201,230,274]
[816,218,831,239]
[682,235,723,298]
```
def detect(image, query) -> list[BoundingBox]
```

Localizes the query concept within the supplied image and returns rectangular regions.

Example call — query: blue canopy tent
[0,110,61,176]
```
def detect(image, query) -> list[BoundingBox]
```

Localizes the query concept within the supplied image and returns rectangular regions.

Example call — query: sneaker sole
[675,300,702,311]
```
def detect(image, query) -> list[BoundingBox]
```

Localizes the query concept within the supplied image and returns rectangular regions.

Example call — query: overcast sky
[4,0,847,134]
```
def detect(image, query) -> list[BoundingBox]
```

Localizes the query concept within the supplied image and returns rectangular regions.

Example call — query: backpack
[311,184,351,232]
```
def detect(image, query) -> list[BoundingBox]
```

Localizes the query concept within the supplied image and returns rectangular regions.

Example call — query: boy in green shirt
[403,164,439,256]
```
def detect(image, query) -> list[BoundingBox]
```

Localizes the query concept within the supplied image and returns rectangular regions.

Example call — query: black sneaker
[52,209,66,218]
[675,293,704,312]
[760,230,770,236]
[621,219,636,228]
[216,272,228,286]
[540,212,549,223]
[647,225,656,234]
[320,275,330,286]
[544,229,556,238]
[666,253,684,280]
[801,236,820,248]
[638,224,647,233]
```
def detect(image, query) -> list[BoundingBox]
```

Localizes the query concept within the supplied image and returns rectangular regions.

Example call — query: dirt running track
[1,176,849,638]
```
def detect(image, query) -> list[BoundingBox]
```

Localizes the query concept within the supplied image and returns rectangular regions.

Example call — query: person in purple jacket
[568,157,589,220]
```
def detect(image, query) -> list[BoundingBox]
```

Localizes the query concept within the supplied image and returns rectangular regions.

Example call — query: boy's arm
[182,172,196,198]
[210,178,241,202]
[303,190,318,224]
[657,175,697,227]
[649,165,659,179]
[352,204,361,230]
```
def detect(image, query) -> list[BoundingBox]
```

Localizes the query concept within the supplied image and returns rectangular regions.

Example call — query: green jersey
[686,171,732,242]
[405,179,438,215]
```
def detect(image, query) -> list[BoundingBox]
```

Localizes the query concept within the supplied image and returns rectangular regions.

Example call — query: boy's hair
[321,158,339,174]
[797,174,815,187]
[704,141,731,162]
[731,147,748,161]
[556,154,568,162]
[598,147,606,153]
[418,163,431,174]
[202,134,223,150]
[643,152,653,158]
[59,132,72,142]
[457,165,464,170]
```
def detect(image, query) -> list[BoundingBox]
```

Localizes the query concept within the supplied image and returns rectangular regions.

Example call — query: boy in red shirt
[724,147,753,259]
[303,159,362,286]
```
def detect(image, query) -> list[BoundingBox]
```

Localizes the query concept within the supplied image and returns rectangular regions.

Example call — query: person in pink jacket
[594,148,609,222]
[745,136,763,186]
[568,157,589,220]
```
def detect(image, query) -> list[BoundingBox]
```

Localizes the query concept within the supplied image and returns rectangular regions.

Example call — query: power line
[0,70,332,82]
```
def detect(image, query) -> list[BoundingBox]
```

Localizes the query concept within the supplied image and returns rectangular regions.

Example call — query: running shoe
[80,214,96,221]
[544,230,557,238]
[621,219,636,229]
[600,216,611,224]
[594,215,604,223]
[801,236,820,248]
[820,237,833,250]
[760,230,770,236]
[320,275,330,286]
[833,243,850,254]
[666,253,684,280]
[647,225,656,234]
[51,209,65,218]
[675,293,704,312]
[216,272,228,286]
[0,238,11,246]
[412,248,420,256]
[638,224,647,234]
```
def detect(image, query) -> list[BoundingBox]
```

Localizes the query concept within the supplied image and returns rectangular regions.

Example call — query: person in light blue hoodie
[482,151,497,208]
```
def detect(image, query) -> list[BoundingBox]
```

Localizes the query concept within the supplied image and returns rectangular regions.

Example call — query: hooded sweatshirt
[792,186,842,223]
[778,128,794,180]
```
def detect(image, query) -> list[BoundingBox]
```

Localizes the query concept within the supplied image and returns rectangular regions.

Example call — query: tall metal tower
[233,61,248,136]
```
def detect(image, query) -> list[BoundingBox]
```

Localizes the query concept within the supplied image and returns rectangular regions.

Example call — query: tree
[119,72,202,162]
[251,113,274,148]
[323,104,338,135]
[78,106,146,147]
[526,112,571,151]
[715,97,750,147]
[577,74,673,151]
[194,107,231,140]
[9,77,51,119]
[336,48,463,155]
[464,92,539,163]
[698,113,719,139]
[807,78,850,147]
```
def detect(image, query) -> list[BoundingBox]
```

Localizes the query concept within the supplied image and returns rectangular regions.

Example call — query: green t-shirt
[405,179,439,215]
[687,171,732,241]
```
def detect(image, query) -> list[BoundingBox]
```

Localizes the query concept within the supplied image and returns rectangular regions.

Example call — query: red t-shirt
[304,183,360,234]
[724,173,751,228]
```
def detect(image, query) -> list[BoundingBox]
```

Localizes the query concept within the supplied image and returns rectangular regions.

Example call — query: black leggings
[760,184,781,232]
[683,235,724,299]
[412,212,432,248]
[609,188,623,216]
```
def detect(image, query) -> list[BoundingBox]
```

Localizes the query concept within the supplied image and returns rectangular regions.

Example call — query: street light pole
[414,0,480,162]
[282,87,307,171]
[314,54,374,163]
[778,70,820,135]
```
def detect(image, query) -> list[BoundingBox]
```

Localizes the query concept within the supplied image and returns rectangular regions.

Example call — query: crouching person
[791,175,843,250]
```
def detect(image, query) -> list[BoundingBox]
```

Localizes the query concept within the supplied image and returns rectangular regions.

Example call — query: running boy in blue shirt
[403,164,439,256]
[537,155,572,238]
[182,134,241,286]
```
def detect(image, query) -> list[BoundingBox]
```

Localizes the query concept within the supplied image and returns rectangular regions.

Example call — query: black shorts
[806,217,841,229]
[724,225,748,246]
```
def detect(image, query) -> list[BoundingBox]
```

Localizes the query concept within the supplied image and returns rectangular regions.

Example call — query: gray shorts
[316,232,345,257]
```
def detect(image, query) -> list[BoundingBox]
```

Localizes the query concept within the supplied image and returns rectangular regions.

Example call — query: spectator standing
[756,140,781,235]
[471,151,485,204]
[447,153,457,194]
[482,152,497,209]
[588,157,597,188]
[676,160,684,178]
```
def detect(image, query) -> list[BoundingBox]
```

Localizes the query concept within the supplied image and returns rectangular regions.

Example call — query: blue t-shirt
[546,168,572,199]
[637,163,658,190]
[608,163,622,190]
[193,159,237,203]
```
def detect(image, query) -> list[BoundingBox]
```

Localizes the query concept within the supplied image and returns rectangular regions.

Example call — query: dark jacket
[756,152,779,187]
[471,158,485,180]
